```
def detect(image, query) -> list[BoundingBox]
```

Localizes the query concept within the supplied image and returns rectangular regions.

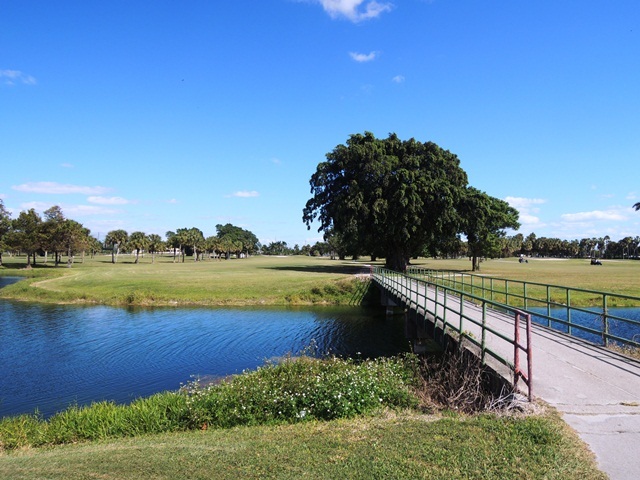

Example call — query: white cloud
[314,0,393,22]
[505,196,546,210]
[505,197,546,232]
[561,209,628,222]
[18,201,120,217]
[12,182,111,195]
[349,51,377,62]
[518,213,542,226]
[19,201,51,211]
[61,163,74,168]
[64,205,122,216]
[87,196,131,205]
[392,75,405,83]
[0,69,37,86]
[167,198,178,204]
[229,191,259,198]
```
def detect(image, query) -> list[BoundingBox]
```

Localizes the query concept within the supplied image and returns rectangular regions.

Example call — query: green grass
[0,255,615,478]
[2,254,638,307]
[0,355,417,451]
[0,255,372,306]
[0,354,605,479]
[413,257,640,297]
[0,411,605,480]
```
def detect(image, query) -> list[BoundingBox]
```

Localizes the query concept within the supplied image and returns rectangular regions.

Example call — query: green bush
[0,354,418,450]
[181,355,418,429]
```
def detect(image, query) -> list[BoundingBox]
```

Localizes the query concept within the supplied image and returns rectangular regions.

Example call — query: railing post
[567,289,572,337]
[546,286,551,327]
[526,313,533,401]
[481,302,487,364]
[602,295,609,347]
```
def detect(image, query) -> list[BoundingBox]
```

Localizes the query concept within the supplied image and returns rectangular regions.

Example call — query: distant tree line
[492,233,640,260]
[1,197,637,269]
[0,200,260,267]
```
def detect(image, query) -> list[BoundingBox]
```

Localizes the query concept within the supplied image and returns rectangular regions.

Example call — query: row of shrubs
[0,354,420,451]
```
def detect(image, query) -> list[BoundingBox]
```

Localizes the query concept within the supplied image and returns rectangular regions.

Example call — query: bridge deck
[374,274,640,480]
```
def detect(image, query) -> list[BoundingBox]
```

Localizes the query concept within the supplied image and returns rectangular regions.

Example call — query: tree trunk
[472,254,480,271]
[135,249,140,264]
[386,250,408,272]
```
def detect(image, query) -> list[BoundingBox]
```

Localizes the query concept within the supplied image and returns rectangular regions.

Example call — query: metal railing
[407,267,640,349]
[372,267,532,400]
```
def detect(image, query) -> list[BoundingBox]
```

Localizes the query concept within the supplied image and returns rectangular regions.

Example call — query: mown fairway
[0,254,369,306]
[412,257,640,300]
[0,254,638,306]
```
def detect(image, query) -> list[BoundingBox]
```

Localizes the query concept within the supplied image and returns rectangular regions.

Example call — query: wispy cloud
[561,209,628,222]
[505,197,546,210]
[227,191,259,198]
[18,201,121,217]
[64,205,121,216]
[87,196,131,205]
[392,75,405,83]
[12,182,111,195]
[314,0,394,23]
[506,197,546,228]
[61,163,74,168]
[349,51,378,62]
[1,69,37,86]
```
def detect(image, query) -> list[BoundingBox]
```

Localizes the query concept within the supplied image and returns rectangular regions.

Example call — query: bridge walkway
[372,271,640,480]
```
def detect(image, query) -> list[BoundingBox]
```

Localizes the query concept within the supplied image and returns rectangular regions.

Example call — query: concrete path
[374,275,640,479]
[531,326,640,480]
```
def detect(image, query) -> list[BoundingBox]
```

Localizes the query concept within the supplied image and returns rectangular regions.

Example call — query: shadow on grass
[264,264,371,275]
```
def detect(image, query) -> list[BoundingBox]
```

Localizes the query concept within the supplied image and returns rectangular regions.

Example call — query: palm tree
[128,231,148,264]
[105,229,128,264]
[146,234,164,263]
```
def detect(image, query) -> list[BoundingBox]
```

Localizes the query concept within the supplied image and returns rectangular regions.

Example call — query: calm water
[0,277,409,418]
[529,306,640,345]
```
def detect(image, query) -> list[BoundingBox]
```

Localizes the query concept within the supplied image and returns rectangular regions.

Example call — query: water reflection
[0,290,408,418]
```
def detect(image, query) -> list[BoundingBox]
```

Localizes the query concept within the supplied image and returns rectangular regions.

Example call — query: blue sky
[2,0,639,247]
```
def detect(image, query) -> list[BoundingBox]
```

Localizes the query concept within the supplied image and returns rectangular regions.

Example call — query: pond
[0,277,409,419]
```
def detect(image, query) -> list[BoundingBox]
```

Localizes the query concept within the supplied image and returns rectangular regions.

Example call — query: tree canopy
[303,132,519,271]
[460,187,520,271]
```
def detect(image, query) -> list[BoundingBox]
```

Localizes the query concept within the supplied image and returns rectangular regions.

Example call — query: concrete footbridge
[371,267,640,480]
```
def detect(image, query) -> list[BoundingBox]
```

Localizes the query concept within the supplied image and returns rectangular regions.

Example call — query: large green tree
[42,205,66,265]
[215,223,259,258]
[459,187,520,271]
[303,132,469,272]
[8,209,43,267]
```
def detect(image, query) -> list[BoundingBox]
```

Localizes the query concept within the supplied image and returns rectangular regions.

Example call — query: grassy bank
[0,411,605,480]
[0,354,605,479]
